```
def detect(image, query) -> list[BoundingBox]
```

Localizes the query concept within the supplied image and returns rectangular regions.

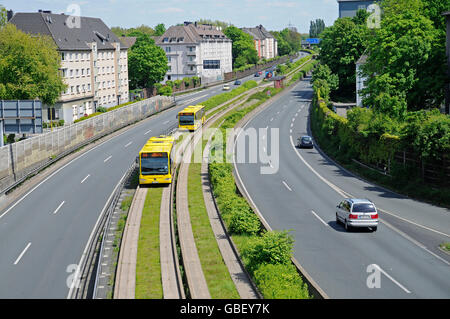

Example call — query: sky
[0,0,339,33]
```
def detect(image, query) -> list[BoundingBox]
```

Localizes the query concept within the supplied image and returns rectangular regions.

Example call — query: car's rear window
[352,203,376,212]
[302,137,311,142]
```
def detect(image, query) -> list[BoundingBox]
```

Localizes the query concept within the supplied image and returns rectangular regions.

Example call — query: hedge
[208,87,312,299]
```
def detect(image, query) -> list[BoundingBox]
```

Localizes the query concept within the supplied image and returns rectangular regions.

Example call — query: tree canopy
[0,24,66,105]
[128,34,168,89]
[309,19,325,38]
[319,16,369,100]
[224,26,258,69]
[361,0,448,117]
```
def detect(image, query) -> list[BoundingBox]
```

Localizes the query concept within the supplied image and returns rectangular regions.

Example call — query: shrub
[158,85,173,96]
[229,208,260,235]
[97,106,107,113]
[253,263,310,299]
[242,230,294,273]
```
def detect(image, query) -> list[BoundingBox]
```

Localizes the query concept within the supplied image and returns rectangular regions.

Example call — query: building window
[203,60,220,69]
[165,46,171,53]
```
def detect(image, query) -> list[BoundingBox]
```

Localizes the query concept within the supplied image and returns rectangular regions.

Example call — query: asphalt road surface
[0,74,260,298]
[234,77,450,299]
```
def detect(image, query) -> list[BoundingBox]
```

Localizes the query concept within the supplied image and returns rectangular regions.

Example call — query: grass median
[135,186,164,299]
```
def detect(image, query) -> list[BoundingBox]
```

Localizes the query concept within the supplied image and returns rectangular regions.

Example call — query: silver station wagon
[336,198,379,232]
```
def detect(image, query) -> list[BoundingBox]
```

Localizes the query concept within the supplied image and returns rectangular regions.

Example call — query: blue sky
[1,0,339,33]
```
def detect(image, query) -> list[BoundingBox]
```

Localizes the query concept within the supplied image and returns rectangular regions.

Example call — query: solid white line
[53,201,65,215]
[372,264,411,294]
[163,120,170,125]
[311,210,329,227]
[124,141,133,148]
[103,156,112,163]
[14,242,31,265]
[282,181,292,192]
[144,129,152,135]
[80,174,90,184]
[290,123,294,128]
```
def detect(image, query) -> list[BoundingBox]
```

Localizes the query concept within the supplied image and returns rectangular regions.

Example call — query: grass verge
[135,186,164,299]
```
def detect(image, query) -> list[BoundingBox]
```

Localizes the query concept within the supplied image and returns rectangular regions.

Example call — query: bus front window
[179,114,194,125]
[141,153,169,175]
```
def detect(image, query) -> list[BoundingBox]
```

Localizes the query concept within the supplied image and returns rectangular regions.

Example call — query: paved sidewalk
[114,186,148,299]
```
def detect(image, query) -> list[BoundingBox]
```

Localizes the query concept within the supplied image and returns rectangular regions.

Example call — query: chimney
[7,10,13,22]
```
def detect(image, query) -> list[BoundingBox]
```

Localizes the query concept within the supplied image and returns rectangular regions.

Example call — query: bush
[228,208,260,235]
[242,230,294,273]
[97,106,107,113]
[253,264,310,299]
[157,85,173,96]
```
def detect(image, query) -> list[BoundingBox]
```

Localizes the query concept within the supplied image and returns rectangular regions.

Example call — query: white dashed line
[104,156,112,163]
[53,201,65,215]
[125,141,133,148]
[144,129,152,135]
[81,174,90,184]
[311,210,329,227]
[282,181,292,192]
[14,242,31,265]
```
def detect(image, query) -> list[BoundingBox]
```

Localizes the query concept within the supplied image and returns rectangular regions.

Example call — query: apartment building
[337,0,376,18]
[156,22,232,84]
[242,25,278,60]
[10,11,129,124]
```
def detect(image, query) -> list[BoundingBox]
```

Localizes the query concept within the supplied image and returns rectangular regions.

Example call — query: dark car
[234,80,242,85]
[297,136,314,149]
[254,72,260,77]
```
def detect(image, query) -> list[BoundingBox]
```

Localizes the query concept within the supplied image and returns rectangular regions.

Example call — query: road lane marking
[282,181,292,192]
[124,141,133,148]
[311,210,329,227]
[80,174,90,184]
[372,264,411,294]
[144,129,152,135]
[104,156,112,163]
[14,242,31,265]
[53,201,65,215]
[163,120,170,125]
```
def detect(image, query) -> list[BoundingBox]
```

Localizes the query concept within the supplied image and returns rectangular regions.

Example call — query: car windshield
[179,115,194,125]
[141,155,169,175]
[302,137,311,142]
[352,203,376,212]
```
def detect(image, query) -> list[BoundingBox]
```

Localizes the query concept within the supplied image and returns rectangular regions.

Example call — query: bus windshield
[179,114,194,125]
[141,153,169,175]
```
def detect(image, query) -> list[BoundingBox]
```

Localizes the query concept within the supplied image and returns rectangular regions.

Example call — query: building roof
[242,25,275,40]
[120,36,137,48]
[156,22,230,45]
[10,11,128,50]
[356,54,368,65]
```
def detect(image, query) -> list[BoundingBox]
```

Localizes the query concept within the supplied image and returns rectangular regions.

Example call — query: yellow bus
[177,105,206,131]
[138,135,175,185]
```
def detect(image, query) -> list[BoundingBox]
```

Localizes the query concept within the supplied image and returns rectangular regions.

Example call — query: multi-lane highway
[0,74,261,298]
[234,77,450,298]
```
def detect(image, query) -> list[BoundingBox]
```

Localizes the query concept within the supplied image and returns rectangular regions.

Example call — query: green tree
[312,64,339,91]
[319,18,369,100]
[128,34,168,90]
[154,23,166,36]
[224,26,258,68]
[0,5,7,28]
[0,24,66,105]
[361,6,445,116]
[309,19,325,38]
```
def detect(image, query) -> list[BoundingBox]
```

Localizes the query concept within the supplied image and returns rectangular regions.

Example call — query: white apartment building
[242,25,278,60]
[10,11,129,124]
[157,22,232,84]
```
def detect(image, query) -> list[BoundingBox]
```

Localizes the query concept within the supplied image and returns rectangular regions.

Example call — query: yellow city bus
[177,105,206,131]
[138,135,175,185]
